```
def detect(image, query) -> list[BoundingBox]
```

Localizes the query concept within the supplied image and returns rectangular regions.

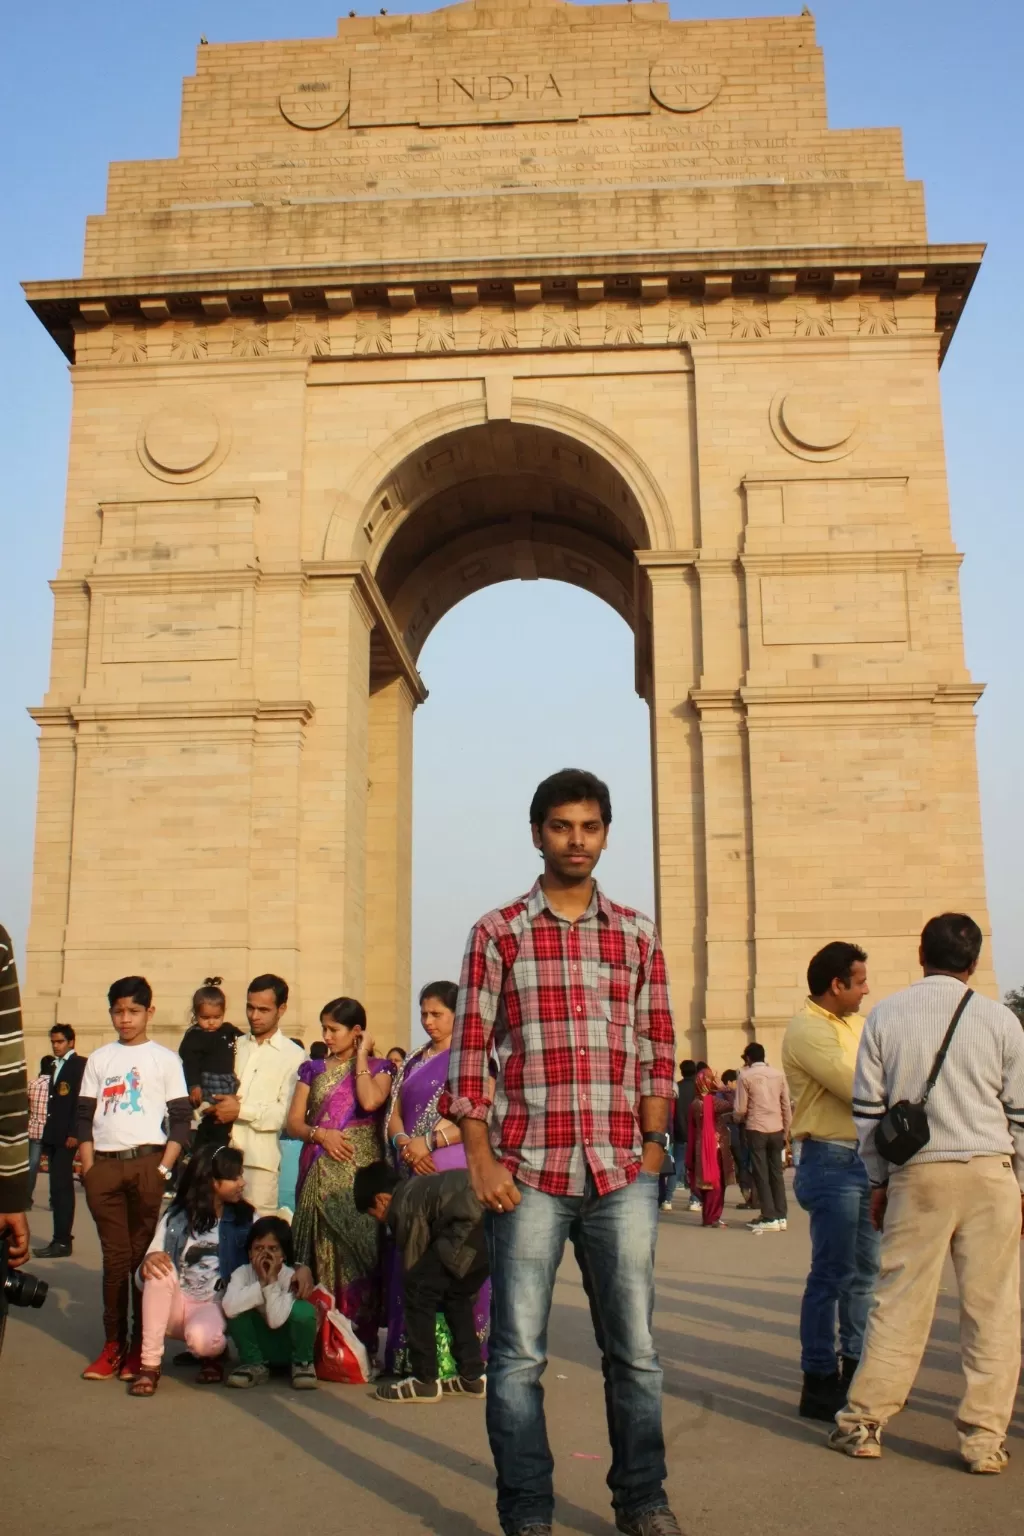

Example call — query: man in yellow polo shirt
[783,942,878,1423]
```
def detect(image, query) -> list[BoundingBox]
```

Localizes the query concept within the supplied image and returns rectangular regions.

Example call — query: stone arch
[321,393,675,578]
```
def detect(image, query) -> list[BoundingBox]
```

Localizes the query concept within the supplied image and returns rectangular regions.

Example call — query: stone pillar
[23,708,78,1035]
[297,574,374,1034]
[365,675,416,1048]
[641,556,705,1058]
[691,558,755,1068]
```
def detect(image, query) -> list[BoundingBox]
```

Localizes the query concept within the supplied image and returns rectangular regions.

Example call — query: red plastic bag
[311,1283,370,1384]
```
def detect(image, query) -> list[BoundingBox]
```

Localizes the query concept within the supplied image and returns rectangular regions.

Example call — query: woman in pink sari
[686,1067,728,1228]
[286,997,394,1354]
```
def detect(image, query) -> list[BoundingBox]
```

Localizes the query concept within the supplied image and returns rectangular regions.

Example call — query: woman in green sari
[286,997,393,1354]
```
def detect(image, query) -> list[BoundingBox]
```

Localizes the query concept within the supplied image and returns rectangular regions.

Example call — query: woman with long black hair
[128,1143,254,1395]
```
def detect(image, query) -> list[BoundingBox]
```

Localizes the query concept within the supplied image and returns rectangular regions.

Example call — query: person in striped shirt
[831,913,1024,1474]
[0,922,31,1267]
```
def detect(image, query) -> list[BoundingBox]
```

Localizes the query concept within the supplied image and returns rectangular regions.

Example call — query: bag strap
[921,988,973,1104]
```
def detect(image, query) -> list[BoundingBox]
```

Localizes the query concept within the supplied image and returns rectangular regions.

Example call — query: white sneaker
[750,1219,781,1234]
[828,1422,882,1459]
[659,1201,673,1212]
[687,1198,702,1213]
[777,1218,788,1231]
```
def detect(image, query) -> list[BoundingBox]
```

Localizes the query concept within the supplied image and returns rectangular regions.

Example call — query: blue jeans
[28,1139,43,1203]
[659,1141,677,1205]
[794,1139,881,1374]
[485,1172,667,1534]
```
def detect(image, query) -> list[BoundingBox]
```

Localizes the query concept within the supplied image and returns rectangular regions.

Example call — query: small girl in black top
[178,979,241,1152]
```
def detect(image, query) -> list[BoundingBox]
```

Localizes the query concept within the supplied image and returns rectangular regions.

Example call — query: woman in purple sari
[383,980,490,1376]
[286,997,393,1356]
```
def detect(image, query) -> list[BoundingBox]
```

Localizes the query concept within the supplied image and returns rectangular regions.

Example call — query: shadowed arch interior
[366,421,650,661]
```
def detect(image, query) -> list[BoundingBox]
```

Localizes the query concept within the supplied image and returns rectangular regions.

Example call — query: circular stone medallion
[138,402,230,482]
[279,78,349,130]
[650,60,723,114]
[769,388,863,461]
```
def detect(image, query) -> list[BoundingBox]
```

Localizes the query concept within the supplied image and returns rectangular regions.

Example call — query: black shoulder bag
[874,989,973,1167]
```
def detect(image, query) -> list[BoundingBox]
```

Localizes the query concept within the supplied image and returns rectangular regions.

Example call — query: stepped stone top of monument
[24,0,982,359]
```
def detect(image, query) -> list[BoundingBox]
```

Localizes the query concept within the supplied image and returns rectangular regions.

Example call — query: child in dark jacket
[178,979,241,1151]
[355,1162,489,1404]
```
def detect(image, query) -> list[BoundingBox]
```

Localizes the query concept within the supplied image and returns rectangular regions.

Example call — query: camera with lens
[0,1231,48,1354]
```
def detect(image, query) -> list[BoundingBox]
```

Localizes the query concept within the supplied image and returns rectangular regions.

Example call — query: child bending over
[355,1162,488,1404]
[222,1215,318,1390]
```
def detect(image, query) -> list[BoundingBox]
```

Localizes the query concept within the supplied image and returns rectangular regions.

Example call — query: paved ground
[4,1182,1023,1535]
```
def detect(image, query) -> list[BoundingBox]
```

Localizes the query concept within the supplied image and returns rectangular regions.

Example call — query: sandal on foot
[196,1357,226,1385]
[127,1367,161,1397]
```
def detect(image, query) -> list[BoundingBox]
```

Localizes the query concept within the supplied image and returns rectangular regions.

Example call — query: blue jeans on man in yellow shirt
[794,1138,880,1373]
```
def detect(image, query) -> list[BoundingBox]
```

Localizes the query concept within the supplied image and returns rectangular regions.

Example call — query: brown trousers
[84,1152,165,1344]
[838,1155,1022,1463]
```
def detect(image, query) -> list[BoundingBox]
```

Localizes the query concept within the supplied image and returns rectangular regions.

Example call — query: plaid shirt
[447,879,676,1197]
[28,1073,50,1141]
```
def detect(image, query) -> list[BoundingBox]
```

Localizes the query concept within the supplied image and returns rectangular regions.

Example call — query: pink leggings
[141,1268,226,1369]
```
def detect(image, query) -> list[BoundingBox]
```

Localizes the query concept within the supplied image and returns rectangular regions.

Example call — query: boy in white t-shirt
[76,976,191,1383]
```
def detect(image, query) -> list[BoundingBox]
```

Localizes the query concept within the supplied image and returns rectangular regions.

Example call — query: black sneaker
[799,1369,847,1421]
[512,1527,552,1536]
[441,1373,486,1398]
[33,1241,72,1259]
[616,1508,684,1536]
[375,1376,442,1403]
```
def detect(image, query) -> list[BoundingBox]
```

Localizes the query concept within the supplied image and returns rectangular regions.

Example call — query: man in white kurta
[208,975,303,1216]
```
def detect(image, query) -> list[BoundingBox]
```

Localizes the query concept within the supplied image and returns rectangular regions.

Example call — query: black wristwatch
[642,1132,670,1149]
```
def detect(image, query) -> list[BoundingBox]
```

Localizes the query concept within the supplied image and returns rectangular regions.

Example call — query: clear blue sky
[2,1,1021,1023]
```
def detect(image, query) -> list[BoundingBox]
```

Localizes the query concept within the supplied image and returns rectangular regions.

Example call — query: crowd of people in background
[3,766,1024,1536]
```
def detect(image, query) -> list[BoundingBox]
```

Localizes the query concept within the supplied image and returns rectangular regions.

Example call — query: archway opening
[355,416,662,1043]
[410,579,655,1041]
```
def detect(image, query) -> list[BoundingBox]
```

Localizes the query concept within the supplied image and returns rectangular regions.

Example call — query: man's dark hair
[679,1059,697,1079]
[353,1160,401,1215]
[529,769,612,829]
[721,1069,738,1085]
[108,975,152,1009]
[742,1042,765,1064]
[39,1054,55,1075]
[309,1041,328,1060]
[50,1024,74,1043]
[246,1214,295,1267]
[921,913,983,974]
[247,973,289,1007]
[807,942,867,998]
[695,1060,708,1072]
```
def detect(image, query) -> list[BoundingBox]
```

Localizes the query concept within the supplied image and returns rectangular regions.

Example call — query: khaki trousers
[838,1155,1022,1462]
[243,1163,281,1217]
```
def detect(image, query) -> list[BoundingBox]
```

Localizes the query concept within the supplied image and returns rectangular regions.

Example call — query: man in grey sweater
[830,913,1024,1473]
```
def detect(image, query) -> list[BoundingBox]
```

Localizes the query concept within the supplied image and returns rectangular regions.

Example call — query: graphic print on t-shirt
[101,1064,144,1116]
[180,1231,222,1301]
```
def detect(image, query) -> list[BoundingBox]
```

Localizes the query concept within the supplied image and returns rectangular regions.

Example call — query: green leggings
[226,1300,317,1366]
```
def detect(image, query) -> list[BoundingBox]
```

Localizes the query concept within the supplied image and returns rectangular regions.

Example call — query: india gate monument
[22,0,991,1057]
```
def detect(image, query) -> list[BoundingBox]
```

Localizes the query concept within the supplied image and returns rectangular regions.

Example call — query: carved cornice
[67,700,315,724]
[302,559,428,705]
[24,242,981,364]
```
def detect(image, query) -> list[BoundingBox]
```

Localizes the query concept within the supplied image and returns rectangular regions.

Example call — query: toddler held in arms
[355,1162,489,1404]
[222,1216,318,1390]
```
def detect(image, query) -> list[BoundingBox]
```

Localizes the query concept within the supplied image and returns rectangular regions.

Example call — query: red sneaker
[82,1341,124,1380]
[119,1341,143,1381]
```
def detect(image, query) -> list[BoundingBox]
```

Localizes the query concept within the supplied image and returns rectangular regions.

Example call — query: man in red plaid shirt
[447,768,681,1536]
